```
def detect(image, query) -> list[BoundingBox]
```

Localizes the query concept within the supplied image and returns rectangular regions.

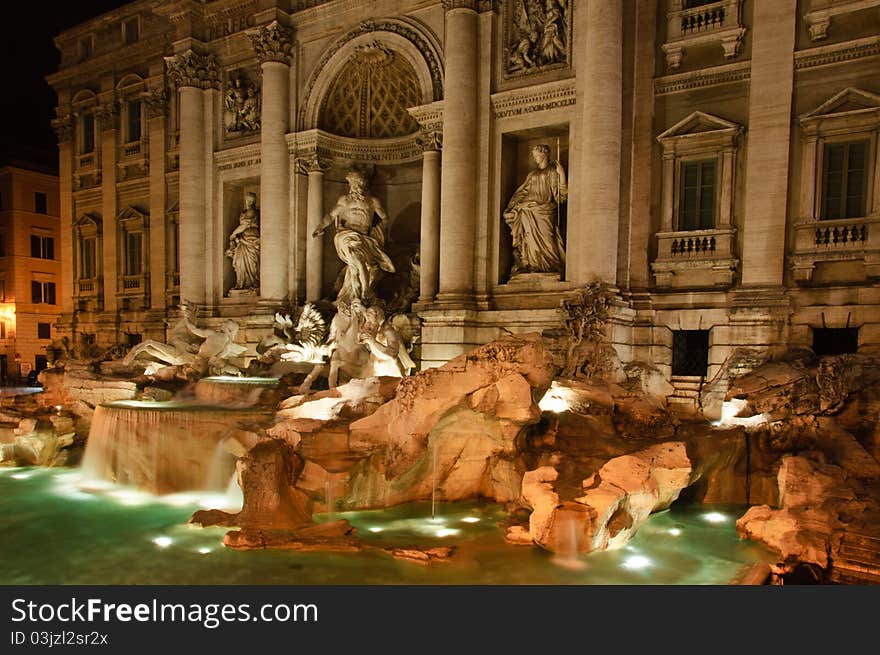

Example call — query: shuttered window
[679,159,717,231]
[822,140,868,220]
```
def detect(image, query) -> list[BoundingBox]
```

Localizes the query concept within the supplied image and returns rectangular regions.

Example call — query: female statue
[503,144,567,276]
[226,192,261,290]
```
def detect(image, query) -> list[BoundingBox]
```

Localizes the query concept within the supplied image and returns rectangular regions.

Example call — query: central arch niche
[319,43,421,139]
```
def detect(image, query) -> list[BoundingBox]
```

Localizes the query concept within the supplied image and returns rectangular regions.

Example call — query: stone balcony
[74,277,103,312]
[662,0,746,70]
[652,227,739,289]
[120,273,149,295]
[790,215,880,284]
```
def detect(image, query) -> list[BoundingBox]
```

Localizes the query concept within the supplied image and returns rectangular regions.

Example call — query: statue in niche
[503,143,567,276]
[312,169,395,305]
[225,192,261,291]
[224,74,261,134]
[507,0,569,74]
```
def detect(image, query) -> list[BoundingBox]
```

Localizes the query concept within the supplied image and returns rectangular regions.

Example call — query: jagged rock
[387,546,455,564]
[700,347,769,421]
[736,505,837,568]
[521,466,560,546]
[504,525,533,545]
[623,362,675,403]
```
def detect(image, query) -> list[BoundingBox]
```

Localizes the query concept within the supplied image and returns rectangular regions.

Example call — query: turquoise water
[0,467,774,585]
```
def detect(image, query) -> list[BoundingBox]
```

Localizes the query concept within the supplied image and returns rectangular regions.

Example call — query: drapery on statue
[503,143,567,276]
[121,302,247,378]
[226,192,260,291]
[312,169,395,304]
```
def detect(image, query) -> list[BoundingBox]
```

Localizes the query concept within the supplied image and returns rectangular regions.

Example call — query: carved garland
[51,115,74,143]
[144,88,168,119]
[300,19,443,130]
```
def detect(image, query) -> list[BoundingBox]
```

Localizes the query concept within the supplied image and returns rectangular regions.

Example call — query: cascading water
[80,400,272,495]
[194,377,279,408]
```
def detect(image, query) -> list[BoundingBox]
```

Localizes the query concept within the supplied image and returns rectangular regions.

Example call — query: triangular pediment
[802,88,880,120]
[73,213,101,228]
[116,205,148,222]
[657,111,740,140]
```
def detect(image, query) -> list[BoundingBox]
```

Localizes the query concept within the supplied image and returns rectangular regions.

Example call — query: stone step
[837,543,880,565]
[829,562,880,585]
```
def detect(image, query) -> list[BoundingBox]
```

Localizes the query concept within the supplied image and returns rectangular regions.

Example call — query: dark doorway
[34,355,48,372]
[672,330,710,377]
[0,354,7,385]
[812,327,858,356]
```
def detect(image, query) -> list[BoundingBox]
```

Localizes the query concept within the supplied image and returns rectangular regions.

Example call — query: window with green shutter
[822,140,868,220]
[678,159,717,231]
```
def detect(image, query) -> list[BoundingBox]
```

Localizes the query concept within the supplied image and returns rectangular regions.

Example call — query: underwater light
[197,547,212,555]
[668,528,682,536]
[622,555,652,570]
[703,512,727,523]
[152,536,173,548]
[11,473,31,480]
[368,527,384,533]
[461,517,480,524]
[434,528,460,538]
[538,382,573,414]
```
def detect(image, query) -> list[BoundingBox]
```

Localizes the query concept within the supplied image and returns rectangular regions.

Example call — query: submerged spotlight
[461,517,480,524]
[668,528,682,537]
[435,528,459,538]
[152,536,173,548]
[703,512,727,523]
[368,527,384,533]
[197,547,212,555]
[622,555,652,570]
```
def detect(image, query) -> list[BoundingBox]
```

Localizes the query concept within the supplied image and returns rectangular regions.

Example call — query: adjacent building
[0,163,61,383]
[47,0,880,402]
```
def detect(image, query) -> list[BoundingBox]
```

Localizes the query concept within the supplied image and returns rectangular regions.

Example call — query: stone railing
[652,227,738,288]
[790,215,880,283]
[76,153,96,170]
[662,0,745,70]
[75,277,99,296]
[804,0,880,41]
[121,273,148,293]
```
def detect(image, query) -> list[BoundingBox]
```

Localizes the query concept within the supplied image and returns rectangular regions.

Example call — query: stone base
[227,288,258,297]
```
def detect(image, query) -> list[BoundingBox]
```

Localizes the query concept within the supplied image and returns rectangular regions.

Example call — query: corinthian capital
[144,88,168,119]
[247,21,293,66]
[442,0,478,11]
[294,154,331,175]
[164,50,221,90]
[51,115,74,143]
[416,130,443,152]
[94,102,119,131]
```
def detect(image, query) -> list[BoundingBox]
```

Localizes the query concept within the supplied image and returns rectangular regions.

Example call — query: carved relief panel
[504,0,571,79]
[224,69,261,137]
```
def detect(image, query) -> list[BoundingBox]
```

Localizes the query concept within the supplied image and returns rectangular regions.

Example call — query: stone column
[417,131,442,303]
[249,22,293,303]
[164,50,219,307]
[96,100,118,314]
[569,0,623,285]
[51,115,75,317]
[145,88,167,313]
[300,156,329,302]
[799,135,818,220]
[740,0,797,287]
[437,0,478,304]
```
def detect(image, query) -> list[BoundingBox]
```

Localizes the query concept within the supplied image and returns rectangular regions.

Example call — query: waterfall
[194,377,279,408]
[80,401,270,495]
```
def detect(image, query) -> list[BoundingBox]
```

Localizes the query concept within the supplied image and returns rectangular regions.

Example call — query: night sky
[0,0,132,170]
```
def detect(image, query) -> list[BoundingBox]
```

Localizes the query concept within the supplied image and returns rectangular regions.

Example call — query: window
[679,159,717,231]
[0,280,5,301]
[78,36,93,61]
[37,323,51,340]
[80,237,97,279]
[126,99,142,143]
[123,18,139,44]
[812,327,859,356]
[31,281,56,305]
[125,333,142,347]
[672,330,710,377]
[35,355,48,373]
[0,322,5,339]
[80,112,95,155]
[34,192,47,215]
[31,235,54,260]
[822,140,869,220]
[0,233,5,257]
[125,232,143,275]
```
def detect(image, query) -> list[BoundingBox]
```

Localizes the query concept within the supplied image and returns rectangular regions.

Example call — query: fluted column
[164,50,219,306]
[569,0,623,285]
[437,0,478,304]
[249,22,293,302]
[96,100,119,313]
[418,131,442,303]
[145,88,167,312]
[51,115,75,316]
[300,156,329,302]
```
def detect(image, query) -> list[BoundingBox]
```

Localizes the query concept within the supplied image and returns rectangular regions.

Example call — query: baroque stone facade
[48,0,880,390]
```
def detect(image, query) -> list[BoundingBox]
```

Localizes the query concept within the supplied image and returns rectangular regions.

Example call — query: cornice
[490,78,575,119]
[795,35,880,70]
[654,60,750,96]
